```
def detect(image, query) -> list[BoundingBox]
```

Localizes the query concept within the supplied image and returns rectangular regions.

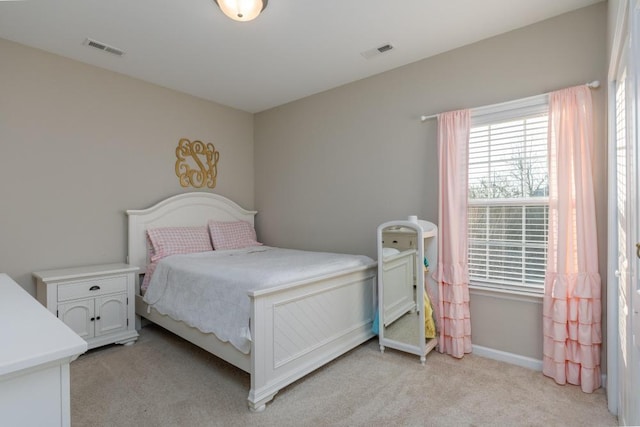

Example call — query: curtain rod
[420,80,600,122]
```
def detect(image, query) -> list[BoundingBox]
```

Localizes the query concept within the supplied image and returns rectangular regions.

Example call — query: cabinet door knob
[89,285,100,291]
[90,317,95,321]
[96,316,101,320]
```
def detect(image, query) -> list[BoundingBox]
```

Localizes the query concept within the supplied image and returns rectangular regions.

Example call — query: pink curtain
[543,85,602,393]
[436,109,472,358]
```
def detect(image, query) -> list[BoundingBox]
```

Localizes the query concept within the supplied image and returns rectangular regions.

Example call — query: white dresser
[0,273,87,427]
[34,263,139,350]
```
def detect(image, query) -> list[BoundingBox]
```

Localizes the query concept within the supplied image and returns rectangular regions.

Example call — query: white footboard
[248,264,376,411]
[381,250,416,327]
[136,264,376,411]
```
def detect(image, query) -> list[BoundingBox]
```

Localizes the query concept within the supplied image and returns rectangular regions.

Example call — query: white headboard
[126,192,257,274]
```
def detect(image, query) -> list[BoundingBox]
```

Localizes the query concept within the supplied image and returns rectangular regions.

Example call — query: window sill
[468,283,543,303]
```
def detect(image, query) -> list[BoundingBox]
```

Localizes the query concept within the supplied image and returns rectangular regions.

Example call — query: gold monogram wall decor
[175,138,220,188]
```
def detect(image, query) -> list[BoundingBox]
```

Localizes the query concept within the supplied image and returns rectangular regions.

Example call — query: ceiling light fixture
[214,0,268,22]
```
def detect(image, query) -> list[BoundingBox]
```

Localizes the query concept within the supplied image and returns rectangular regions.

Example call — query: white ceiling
[0,0,602,113]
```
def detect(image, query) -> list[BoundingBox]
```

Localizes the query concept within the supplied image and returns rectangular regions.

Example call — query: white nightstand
[34,263,139,350]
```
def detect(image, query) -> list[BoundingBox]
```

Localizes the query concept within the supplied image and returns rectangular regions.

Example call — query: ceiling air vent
[361,43,394,60]
[83,38,125,57]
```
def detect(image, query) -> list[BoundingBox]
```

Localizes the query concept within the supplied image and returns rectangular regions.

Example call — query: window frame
[467,95,550,296]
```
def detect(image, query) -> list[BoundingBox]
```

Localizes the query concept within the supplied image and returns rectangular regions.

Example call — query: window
[467,98,549,294]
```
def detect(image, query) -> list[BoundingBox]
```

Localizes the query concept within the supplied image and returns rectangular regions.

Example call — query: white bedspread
[143,246,374,354]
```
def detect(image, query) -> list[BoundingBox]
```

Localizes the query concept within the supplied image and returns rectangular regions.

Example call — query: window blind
[468,111,549,292]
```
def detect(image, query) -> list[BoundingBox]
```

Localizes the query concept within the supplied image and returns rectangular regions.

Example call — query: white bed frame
[126,192,377,411]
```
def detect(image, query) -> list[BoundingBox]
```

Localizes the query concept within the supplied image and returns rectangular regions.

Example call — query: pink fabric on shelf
[543,85,602,393]
[435,109,472,358]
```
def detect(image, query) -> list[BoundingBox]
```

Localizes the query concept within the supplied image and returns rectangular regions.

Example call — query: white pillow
[382,247,401,258]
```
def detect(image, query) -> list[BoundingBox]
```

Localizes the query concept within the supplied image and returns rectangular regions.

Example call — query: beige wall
[0,38,254,294]
[254,3,608,361]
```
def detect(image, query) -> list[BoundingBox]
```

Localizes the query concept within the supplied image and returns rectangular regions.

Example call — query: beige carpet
[71,325,617,426]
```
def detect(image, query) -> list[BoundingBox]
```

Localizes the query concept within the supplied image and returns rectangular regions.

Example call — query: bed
[126,192,377,411]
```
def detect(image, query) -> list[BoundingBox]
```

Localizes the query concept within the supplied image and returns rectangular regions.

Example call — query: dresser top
[33,263,139,282]
[0,274,87,377]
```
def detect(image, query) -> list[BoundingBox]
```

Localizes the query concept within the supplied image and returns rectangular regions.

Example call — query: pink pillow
[147,226,213,262]
[208,220,262,250]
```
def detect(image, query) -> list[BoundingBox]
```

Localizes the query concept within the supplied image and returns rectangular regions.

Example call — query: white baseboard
[471,346,608,391]
[472,344,543,371]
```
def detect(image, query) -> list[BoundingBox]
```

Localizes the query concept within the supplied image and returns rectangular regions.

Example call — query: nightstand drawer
[58,275,127,302]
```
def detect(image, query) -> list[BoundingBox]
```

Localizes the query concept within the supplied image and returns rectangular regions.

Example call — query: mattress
[143,246,374,353]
